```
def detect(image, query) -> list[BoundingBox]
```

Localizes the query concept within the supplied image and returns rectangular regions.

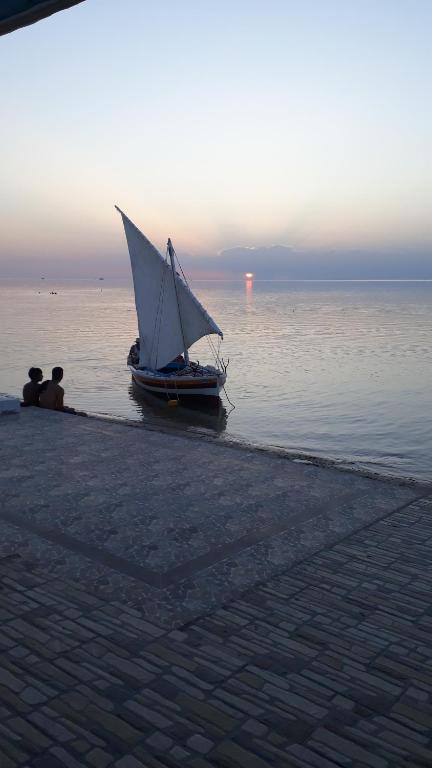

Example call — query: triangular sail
[116,207,223,370]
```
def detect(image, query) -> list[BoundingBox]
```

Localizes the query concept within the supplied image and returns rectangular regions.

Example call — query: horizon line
[2,276,432,283]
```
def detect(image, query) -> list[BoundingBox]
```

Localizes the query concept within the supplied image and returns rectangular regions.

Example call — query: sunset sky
[1,0,431,277]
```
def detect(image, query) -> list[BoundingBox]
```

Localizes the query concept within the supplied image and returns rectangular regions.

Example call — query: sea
[1,277,431,483]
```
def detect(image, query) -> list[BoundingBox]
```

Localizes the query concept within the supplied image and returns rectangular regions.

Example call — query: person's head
[135,337,140,347]
[52,366,63,382]
[28,367,43,383]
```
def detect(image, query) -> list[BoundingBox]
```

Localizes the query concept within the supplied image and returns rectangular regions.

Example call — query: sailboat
[116,207,227,402]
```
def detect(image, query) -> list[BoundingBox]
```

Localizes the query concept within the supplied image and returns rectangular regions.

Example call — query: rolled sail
[116,207,223,370]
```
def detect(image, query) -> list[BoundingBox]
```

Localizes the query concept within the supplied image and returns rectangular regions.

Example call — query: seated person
[22,367,43,406]
[39,367,75,413]
[128,338,140,365]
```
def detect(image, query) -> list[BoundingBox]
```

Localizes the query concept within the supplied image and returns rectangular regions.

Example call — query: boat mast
[167,238,190,365]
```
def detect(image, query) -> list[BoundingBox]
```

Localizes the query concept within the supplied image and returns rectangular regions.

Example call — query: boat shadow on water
[129,383,228,435]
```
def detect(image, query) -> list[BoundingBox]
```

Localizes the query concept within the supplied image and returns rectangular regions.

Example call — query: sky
[1,0,431,278]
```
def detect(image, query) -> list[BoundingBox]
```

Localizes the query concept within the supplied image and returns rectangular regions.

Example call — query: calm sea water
[1,278,431,482]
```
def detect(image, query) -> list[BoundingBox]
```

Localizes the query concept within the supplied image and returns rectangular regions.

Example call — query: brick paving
[1,495,432,767]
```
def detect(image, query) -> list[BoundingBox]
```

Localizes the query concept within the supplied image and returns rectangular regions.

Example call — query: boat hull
[130,366,226,402]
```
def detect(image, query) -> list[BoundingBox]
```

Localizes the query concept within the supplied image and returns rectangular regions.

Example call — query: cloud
[214,245,296,278]
[186,244,432,280]
[2,241,431,280]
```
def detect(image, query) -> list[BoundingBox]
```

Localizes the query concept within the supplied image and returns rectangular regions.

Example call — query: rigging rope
[157,243,235,411]
[175,251,190,288]
[223,384,236,412]
[205,333,222,369]
[173,245,224,371]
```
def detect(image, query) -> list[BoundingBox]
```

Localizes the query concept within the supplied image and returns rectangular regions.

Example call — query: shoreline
[3,389,431,488]
[3,384,431,488]
[86,407,432,491]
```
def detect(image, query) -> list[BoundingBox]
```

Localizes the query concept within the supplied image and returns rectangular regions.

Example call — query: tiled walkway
[0,409,424,628]
[1,494,432,767]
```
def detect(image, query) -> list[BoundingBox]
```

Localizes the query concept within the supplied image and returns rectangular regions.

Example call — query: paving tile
[1,425,432,768]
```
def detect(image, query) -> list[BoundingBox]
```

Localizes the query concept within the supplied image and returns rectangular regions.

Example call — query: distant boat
[99,277,104,280]
[116,207,227,402]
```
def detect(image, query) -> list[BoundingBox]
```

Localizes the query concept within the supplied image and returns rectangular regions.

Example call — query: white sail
[116,207,223,370]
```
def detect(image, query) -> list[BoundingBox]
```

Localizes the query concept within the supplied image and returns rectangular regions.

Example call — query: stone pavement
[0,409,427,628]
[1,495,432,767]
[1,408,432,766]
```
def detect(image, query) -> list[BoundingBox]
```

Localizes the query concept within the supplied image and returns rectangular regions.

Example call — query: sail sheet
[116,207,223,370]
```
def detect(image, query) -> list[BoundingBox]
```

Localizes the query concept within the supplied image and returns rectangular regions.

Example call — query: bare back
[22,381,41,406]
[39,381,64,411]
